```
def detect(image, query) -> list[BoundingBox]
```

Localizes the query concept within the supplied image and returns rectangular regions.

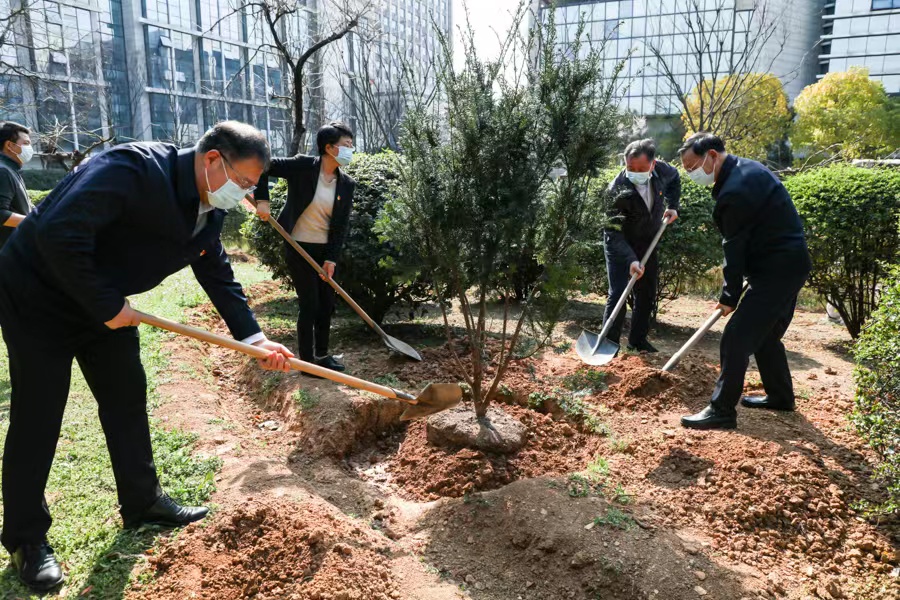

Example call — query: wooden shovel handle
[136,311,414,402]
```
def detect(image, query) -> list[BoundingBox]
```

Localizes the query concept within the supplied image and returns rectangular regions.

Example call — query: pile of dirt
[415,478,760,600]
[129,500,397,600]
[385,404,601,501]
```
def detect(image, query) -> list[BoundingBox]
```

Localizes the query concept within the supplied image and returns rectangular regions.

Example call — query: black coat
[0,154,32,248]
[712,155,810,307]
[255,155,356,263]
[604,160,681,264]
[0,143,261,340]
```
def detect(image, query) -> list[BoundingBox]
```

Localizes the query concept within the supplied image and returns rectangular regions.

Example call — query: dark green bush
[22,168,66,191]
[786,165,900,338]
[240,152,430,322]
[27,189,52,205]
[853,264,900,514]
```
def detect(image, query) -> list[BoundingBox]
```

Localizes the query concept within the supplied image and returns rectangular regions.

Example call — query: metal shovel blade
[575,329,620,366]
[383,333,422,361]
[399,383,463,421]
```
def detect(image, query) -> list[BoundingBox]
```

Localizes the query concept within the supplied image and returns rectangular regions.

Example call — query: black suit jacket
[0,154,32,249]
[604,160,681,264]
[712,155,810,307]
[255,154,355,263]
[0,143,261,340]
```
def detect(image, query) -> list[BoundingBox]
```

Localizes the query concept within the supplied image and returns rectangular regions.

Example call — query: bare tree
[645,0,792,137]
[213,0,374,154]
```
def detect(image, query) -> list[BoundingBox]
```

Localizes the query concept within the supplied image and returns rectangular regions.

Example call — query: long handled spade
[137,311,459,420]
[662,281,749,372]
[265,217,422,362]
[576,217,670,366]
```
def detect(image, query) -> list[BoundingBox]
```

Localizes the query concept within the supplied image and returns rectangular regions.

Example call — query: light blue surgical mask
[334,146,354,166]
[687,155,716,187]
[626,170,651,186]
[205,158,255,210]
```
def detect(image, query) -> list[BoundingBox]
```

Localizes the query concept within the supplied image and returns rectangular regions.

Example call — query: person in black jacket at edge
[255,122,356,374]
[678,132,812,431]
[603,139,680,353]
[0,121,35,248]
[0,121,295,593]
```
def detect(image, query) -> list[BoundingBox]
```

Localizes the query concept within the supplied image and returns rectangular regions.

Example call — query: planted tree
[378,6,624,420]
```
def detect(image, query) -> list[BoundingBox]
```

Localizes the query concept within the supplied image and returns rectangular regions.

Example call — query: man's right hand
[629,261,645,279]
[255,200,270,221]
[105,300,140,329]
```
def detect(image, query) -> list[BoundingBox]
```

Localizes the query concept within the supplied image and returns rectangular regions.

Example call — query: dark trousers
[283,241,336,361]
[710,266,810,414]
[0,323,161,552]
[603,250,659,346]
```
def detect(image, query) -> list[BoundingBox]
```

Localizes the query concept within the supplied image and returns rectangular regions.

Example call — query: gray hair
[624,138,656,161]
[196,121,270,170]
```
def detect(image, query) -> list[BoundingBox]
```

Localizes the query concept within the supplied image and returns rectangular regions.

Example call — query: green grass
[373,373,402,388]
[561,368,608,394]
[292,388,321,411]
[0,262,268,598]
[593,507,635,531]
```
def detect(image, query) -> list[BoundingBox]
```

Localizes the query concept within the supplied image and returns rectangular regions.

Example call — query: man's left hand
[715,302,734,317]
[664,209,679,224]
[321,261,336,281]
[253,338,294,372]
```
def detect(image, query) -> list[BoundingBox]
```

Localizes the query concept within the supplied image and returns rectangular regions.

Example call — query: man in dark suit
[255,122,356,372]
[0,121,294,592]
[678,132,811,430]
[0,121,35,248]
[603,139,680,352]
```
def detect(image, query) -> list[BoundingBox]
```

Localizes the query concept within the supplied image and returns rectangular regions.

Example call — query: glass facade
[820,0,900,94]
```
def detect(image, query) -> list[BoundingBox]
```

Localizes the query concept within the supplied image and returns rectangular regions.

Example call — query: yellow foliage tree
[792,67,900,160]
[681,73,791,161]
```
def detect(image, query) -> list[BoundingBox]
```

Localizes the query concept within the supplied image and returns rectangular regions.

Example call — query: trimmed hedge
[22,168,66,191]
[786,164,900,338]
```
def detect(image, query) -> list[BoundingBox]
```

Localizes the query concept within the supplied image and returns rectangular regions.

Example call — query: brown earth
[126,280,898,600]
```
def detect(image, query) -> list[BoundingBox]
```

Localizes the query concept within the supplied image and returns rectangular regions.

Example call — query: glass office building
[819,0,900,94]
[0,0,451,155]
[534,0,823,117]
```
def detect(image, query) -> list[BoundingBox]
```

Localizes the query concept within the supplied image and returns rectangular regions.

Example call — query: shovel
[137,311,459,420]
[662,281,748,372]
[264,216,422,362]
[576,217,669,366]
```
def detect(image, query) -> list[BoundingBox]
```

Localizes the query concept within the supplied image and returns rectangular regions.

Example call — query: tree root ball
[426,405,527,454]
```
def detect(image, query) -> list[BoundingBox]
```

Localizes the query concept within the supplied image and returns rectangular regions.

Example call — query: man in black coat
[0,121,294,592]
[603,139,680,352]
[0,121,35,248]
[255,122,356,372]
[678,132,811,430]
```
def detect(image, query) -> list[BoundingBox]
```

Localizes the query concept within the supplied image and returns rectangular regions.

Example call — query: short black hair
[0,121,30,148]
[679,132,726,156]
[317,121,354,155]
[196,120,270,170]
[624,138,656,161]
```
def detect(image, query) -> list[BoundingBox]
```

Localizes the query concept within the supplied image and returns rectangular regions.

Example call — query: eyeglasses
[221,155,257,192]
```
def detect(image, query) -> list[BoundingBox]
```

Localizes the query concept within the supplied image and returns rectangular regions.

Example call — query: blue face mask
[205,158,255,210]
[333,146,354,166]
[687,155,716,187]
[626,170,651,186]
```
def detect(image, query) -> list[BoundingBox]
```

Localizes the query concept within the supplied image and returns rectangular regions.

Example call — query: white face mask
[205,158,254,210]
[687,154,716,187]
[333,146,354,166]
[12,142,33,164]
[626,170,651,186]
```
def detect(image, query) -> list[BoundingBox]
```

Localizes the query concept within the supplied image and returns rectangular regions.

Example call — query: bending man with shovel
[601,139,680,354]
[678,133,811,431]
[0,121,294,592]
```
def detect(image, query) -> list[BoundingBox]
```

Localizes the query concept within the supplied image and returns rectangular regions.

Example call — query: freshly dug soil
[130,500,397,600]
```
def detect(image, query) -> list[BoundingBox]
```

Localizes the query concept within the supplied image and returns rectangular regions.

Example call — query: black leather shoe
[315,355,346,372]
[11,542,65,593]
[681,405,737,430]
[124,494,209,529]
[740,396,795,411]
[627,340,658,353]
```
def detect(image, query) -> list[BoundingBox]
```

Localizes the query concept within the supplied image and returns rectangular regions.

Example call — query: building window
[871,1,900,10]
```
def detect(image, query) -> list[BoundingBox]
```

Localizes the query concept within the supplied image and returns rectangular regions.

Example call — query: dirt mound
[130,500,397,600]
[384,404,600,500]
[417,478,759,600]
